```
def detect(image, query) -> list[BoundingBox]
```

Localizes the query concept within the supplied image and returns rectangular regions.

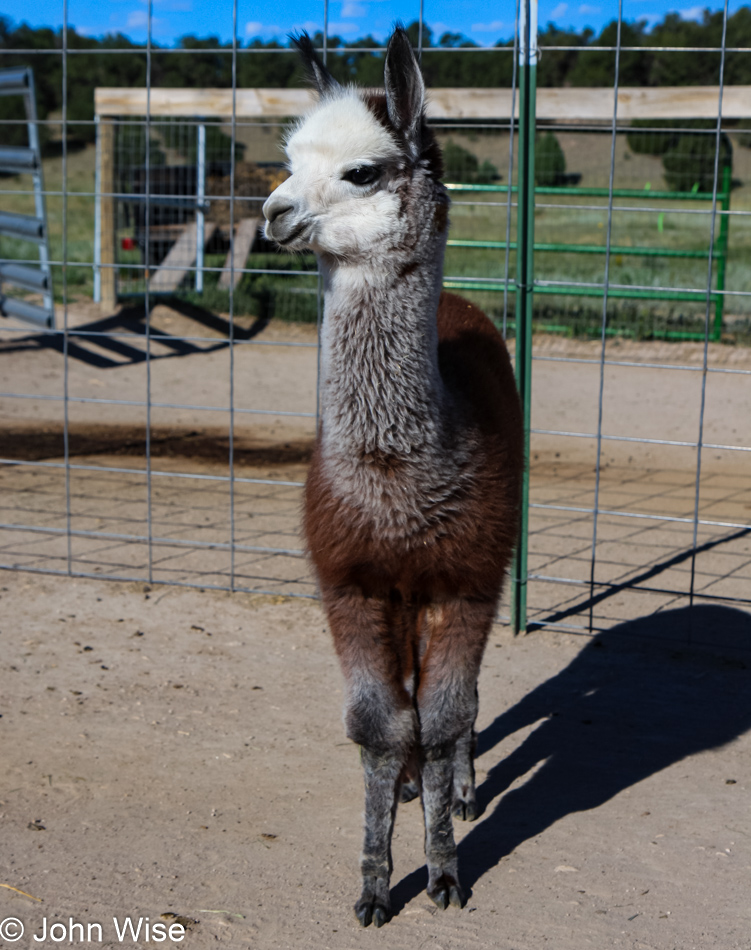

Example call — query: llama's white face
[263,93,407,260]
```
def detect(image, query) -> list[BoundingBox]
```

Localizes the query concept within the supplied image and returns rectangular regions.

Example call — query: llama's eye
[343,165,380,186]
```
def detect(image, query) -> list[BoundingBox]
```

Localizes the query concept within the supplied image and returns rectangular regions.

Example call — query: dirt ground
[1,301,751,947]
[1,571,750,950]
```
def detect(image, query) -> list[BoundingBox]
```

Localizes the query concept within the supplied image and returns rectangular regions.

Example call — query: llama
[262,27,523,927]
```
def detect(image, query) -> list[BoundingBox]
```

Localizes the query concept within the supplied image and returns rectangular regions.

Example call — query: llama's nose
[262,195,295,224]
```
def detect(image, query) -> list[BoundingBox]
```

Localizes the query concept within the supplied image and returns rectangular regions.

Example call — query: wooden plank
[536,86,750,120]
[96,85,751,120]
[95,87,315,118]
[99,119,116,312]
[218,217,260,290]
[149,220,217,293]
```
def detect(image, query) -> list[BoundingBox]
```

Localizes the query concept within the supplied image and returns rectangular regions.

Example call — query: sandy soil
[1,570,750,950]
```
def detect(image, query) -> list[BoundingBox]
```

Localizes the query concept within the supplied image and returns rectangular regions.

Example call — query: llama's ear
[384,26,425,161]
[291,32,341,97]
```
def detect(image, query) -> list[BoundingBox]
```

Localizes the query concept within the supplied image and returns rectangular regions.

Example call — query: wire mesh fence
[0,0,749,639]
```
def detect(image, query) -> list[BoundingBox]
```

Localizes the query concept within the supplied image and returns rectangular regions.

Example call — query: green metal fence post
[712,162,731,342]
[510,0,537,636]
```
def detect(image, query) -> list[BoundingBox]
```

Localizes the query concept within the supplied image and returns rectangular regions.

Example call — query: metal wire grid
[0,0,316,598]
[520,0,751,632]
[0,0,749,632]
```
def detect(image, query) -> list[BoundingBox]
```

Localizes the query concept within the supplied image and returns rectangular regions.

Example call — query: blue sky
[3,0,744,46]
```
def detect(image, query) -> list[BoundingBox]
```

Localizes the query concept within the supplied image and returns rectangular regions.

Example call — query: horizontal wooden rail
[95,85,751,119]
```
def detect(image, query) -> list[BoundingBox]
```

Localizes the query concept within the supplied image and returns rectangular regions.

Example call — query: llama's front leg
[350,685,415,927]
[322,585,416,927]
[356,746,402,927]
[422,747,464,908]
[418,598,495,908]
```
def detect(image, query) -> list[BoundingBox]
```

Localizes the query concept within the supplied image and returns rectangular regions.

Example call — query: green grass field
[0,143,98,300]
[2,130,750,343]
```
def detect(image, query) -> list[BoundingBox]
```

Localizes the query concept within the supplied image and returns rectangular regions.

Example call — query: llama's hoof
[355,896,390,928]
[428,875,465,910]
[452,797,478,821]
[399,779,420,803]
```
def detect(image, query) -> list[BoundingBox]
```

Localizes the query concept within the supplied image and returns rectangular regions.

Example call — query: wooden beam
[218,217,260,291]
[95,85,751,120]
[537,86,751,121]
[95,87,315,118]
[149,221,217,293]
[99,118,116,313]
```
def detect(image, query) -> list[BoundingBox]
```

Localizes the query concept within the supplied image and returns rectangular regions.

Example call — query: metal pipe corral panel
[0,67,29,95]
[0,146,38,172]
[0,263,50,292]
[0,211,45,241]
[0,295,53,328]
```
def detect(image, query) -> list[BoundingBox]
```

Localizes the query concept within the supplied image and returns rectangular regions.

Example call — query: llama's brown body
[305,288,522,627]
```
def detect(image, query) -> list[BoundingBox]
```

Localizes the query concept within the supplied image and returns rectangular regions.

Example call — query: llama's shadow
[390,604,751,913]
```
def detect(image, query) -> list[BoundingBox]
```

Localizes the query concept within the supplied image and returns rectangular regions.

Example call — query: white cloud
[550,2,568,19]
[245,21,284,37]
[328,20,360,34]
[471,20,504,32]
[121,10,168,33]
[293,20,323,33]
[680,5,705,20]
[126,10,148,29]
[578,3,599,13]
[341,1,366,17]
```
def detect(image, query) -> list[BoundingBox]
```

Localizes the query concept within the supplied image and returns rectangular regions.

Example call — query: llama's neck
[318,238,447,463]
[313,179,476,535]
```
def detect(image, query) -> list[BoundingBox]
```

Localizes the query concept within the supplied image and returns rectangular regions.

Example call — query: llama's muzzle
[263,194,308,246]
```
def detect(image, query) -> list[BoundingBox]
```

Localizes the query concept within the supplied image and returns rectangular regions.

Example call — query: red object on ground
[121,237,136,251]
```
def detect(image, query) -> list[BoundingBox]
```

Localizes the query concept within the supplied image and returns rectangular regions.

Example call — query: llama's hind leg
[399,750,421,803]
[418,599,494,907]
[452,705,478,821]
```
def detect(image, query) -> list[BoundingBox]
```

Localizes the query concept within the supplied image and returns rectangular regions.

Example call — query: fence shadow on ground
[529,527,751,631]
[0,297,270,369]
[390,603,751,913]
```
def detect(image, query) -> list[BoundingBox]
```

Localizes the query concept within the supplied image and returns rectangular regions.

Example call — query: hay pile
[206,162,288,227]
